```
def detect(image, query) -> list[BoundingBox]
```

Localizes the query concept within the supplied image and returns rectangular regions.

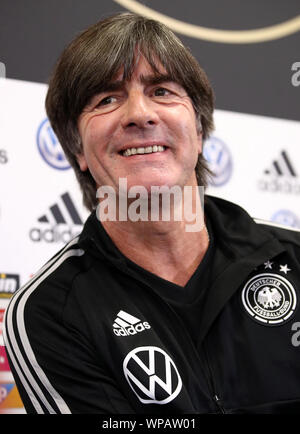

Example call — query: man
[4,13,300,414]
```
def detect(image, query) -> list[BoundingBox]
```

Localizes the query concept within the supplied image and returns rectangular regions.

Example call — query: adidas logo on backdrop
[258,150,300,195]
[263,150,297,178]
[29,192,84,243]
[37,192,83,226]
[113,310,151,337]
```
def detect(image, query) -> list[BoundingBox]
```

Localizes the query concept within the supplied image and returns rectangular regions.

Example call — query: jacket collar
[79,195,281,257]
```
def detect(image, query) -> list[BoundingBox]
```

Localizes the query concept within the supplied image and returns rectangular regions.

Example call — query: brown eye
[154,88,170,97]
[96,96,117,107]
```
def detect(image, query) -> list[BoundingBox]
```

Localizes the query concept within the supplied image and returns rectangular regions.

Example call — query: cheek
[82,122,111,158]
[166,105,199,141]
[174,119,200,151]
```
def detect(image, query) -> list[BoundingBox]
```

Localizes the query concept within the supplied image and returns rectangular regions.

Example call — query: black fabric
[123,218,215,344]
[4,195,300,414]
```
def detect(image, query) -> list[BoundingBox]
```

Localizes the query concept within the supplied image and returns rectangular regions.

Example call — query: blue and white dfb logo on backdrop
[271,210,300,229]
[203,136,233,186]
[37,118,70,170]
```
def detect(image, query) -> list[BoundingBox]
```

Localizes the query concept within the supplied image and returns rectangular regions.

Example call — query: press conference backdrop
[0,0,300,413]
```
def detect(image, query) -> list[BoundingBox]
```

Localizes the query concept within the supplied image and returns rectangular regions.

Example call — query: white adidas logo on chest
[113,310,151,336]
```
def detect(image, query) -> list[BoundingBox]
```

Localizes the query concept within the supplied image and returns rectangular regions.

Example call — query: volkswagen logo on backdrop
[203,136,233,186]
[271,210,300,229]
[37,118,70,170]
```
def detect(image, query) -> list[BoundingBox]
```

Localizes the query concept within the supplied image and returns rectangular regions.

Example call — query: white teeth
[122,145,166,156]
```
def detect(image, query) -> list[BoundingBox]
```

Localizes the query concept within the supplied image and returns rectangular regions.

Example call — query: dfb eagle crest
[241,273,297,325]
[257,287,282,309]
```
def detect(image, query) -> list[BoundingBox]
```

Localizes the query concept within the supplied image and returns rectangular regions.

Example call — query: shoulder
[5,236,96,325]
[254,217,300,248]
[25,236,86,297]
[205,195,300,250]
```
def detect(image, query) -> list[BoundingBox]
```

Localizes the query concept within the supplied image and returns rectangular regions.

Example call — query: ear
[76,153,88,171]
[195,116,203,154]
[197,129,203,155]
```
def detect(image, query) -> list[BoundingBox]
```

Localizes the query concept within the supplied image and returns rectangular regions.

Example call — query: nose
[121,90,159,130]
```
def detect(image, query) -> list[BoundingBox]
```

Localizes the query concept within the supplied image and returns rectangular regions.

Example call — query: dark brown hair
[46,12,215,211]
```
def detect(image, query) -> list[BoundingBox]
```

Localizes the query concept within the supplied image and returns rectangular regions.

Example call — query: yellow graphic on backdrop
[114,0,300,44]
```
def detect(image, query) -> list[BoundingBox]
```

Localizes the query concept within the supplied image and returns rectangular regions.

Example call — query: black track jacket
[4,196,300,414]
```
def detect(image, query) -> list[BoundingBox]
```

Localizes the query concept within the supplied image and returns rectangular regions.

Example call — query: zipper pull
[214,395,225,414]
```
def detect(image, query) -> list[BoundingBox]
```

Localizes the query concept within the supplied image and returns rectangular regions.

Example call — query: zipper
[203,342,226,414]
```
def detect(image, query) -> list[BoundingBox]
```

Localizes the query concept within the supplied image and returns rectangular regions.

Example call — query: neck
[101,201,209,287]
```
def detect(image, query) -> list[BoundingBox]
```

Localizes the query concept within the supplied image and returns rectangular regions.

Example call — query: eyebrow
[140,73,175,86]
[100,73,176,93]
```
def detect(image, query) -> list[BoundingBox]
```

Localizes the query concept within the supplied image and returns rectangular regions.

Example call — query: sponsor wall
[0,78,89,413]
[1,74,300,411]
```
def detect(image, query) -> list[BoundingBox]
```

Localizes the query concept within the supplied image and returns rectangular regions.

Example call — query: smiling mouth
[120,145,167,157]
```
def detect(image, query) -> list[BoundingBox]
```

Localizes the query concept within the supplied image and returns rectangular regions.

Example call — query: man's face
[77,54,202,195]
